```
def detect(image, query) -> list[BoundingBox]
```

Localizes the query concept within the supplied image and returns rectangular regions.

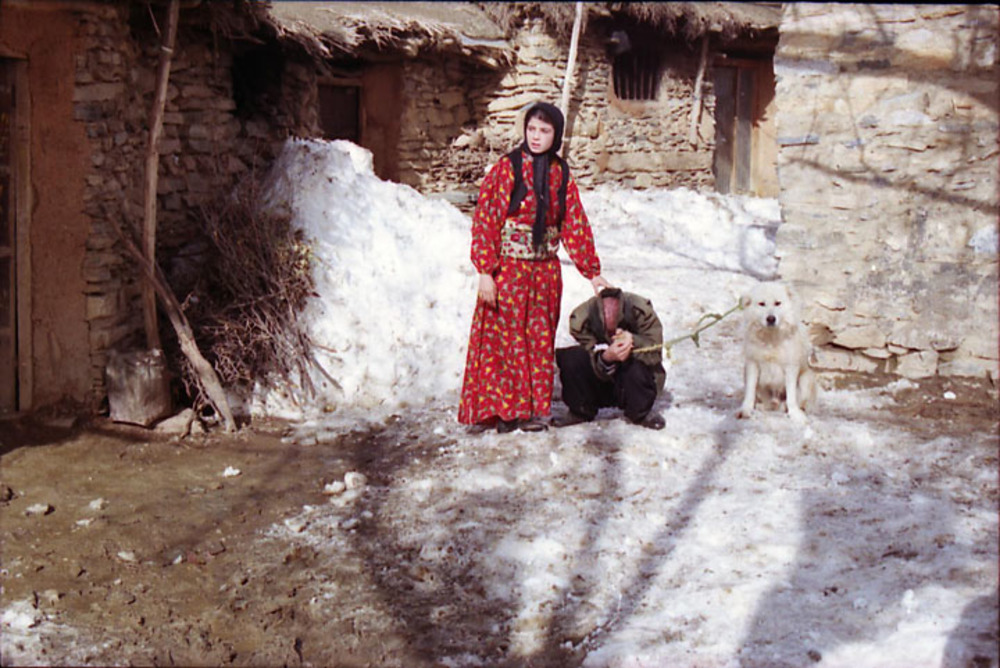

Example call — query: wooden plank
[0,60,14,413]
[14,58,30,411]
[712,67,736,194]
[734,66,754,193]
[142,0,179,351]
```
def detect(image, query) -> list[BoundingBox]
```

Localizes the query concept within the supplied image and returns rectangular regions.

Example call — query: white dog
[736,281,816,421]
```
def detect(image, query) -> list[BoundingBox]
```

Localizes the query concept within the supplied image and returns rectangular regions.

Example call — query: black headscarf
[519,102,565,250]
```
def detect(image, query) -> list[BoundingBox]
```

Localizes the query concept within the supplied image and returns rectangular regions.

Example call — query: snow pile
[252,139,782,421]
[254,139,476,418]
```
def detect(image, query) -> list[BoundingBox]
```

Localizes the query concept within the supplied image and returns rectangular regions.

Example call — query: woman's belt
[500,220,560,260]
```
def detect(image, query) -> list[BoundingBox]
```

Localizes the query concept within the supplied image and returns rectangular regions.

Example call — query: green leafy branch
[633,301,743,358]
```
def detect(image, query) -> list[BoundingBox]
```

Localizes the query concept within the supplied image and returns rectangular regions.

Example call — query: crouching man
[554,287,666,429]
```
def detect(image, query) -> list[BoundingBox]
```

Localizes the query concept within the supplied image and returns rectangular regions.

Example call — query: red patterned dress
[458,152,601,425]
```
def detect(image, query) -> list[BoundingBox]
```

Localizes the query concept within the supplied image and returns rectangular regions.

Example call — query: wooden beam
[13,59,32,411]
[113,224,236,433]
[559,2,585,133]
[141,0,179,351]
[688,35,710,146]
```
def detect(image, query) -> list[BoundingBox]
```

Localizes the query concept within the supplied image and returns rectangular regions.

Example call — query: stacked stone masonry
[397,18,717,203]
[774,4,999,380]
[76,5,296,404]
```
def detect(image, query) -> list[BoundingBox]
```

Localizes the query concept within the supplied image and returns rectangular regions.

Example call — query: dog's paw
[736,407,754,420]
[788,408,808,423]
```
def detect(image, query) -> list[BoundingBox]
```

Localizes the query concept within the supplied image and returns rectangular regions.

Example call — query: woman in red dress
[459,102,611,433]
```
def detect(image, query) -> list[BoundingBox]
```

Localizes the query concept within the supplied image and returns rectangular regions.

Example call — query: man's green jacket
[566,291,666,394]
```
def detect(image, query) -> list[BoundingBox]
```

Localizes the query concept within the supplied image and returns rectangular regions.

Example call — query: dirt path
[0,418,429,666]
[0,373,996,667]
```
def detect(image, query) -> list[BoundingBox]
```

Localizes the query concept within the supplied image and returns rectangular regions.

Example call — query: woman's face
[525,116,556,154]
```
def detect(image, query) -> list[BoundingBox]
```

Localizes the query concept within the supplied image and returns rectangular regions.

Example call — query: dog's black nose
[766,314,776,326]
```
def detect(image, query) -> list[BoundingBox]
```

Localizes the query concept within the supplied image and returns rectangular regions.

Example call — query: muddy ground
[0,373,996,667]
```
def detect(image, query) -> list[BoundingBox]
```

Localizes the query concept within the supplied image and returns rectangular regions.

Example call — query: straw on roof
[265,2,513,66]
[482,2,781,42]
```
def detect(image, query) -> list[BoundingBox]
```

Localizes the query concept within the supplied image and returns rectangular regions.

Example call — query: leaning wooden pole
[559,2,585,133]
[114,225,237,433]
[142,0,180,351]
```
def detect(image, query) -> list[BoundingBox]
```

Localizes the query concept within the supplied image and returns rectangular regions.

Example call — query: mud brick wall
[773,4,999,380]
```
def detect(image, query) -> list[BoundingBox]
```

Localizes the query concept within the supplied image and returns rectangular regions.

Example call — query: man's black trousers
[555,345,657,423]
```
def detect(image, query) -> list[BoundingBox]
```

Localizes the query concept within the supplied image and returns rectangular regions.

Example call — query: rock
[154,409,206,435]
[284,517,308,533]
[833,323,886,349]
[344,471,367,490]
[894,350,939,378]
[322,481,347,495]
[36,590,62,606]
[25,503,54,517]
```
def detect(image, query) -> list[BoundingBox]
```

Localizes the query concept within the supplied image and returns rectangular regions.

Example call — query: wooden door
[712,58,778,197]
[0,59,15,413]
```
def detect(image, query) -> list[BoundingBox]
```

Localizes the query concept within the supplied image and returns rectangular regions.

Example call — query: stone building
[267,2,782,205]
[0,1,995,416]
[0,0,305,413]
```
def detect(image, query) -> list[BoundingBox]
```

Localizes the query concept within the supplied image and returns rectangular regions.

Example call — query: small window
[613,47,662,101]
[318,84,361,143]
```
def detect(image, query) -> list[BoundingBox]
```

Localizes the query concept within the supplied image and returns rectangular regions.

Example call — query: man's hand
[601,329,633,362]
[478,273,497,308]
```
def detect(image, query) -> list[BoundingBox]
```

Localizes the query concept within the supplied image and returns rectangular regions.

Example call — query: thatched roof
[483,2,782,43]
[264,2,513,67]
[608,2,782,41]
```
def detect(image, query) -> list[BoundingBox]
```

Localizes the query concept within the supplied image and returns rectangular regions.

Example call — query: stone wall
[773,4,999,380]
[74,4,144,404]
[75,5,302,405]
[396,17,718,205]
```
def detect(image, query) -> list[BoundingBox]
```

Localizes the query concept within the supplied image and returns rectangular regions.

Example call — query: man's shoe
[519,418,549,432]
[634,412,665,430]
[551,411,591,428]
[497,419,519,434]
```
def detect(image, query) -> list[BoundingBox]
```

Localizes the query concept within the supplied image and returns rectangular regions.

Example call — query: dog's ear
[740,292,753,309]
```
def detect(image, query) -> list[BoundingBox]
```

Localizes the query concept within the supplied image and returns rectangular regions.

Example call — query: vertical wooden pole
[688,35,710,146]
[142,0,180,351]
[559,1,585,140]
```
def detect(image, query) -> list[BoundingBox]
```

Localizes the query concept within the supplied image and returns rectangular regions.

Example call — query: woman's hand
[478,273,497,309]
[590,275,612,295]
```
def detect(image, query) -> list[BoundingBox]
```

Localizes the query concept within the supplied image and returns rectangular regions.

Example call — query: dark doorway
[318,83,361,143]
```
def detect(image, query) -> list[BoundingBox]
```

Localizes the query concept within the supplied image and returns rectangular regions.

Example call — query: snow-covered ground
[3,139,995,666]
[261,140,997,667]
